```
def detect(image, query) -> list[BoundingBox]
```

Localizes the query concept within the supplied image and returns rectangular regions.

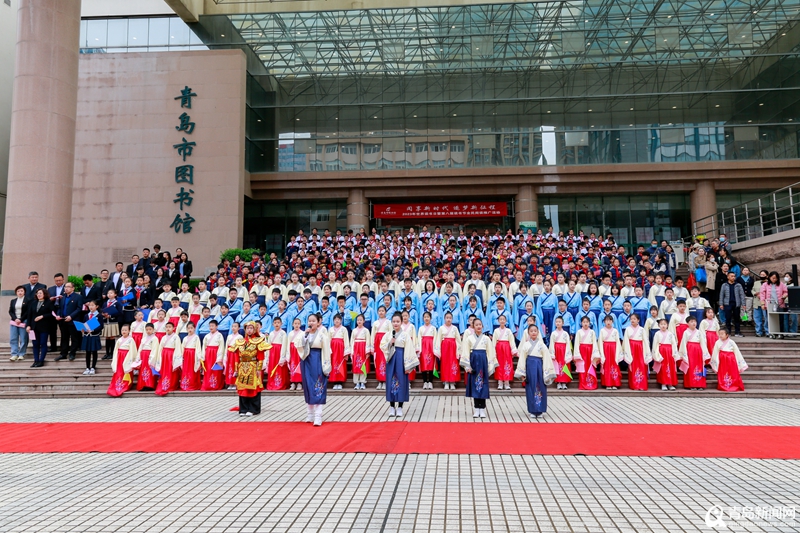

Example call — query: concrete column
[346,188,369,232]
[1,0,80,298]
[690,180,717,235]
[515,184,538,229]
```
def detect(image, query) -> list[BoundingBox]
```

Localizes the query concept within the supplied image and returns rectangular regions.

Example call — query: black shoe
[102,354,112,360]
[55,355,67,361]
[30,362,37,368]
[68,355,75,361]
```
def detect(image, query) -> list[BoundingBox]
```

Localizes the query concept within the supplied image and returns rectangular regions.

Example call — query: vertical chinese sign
[171,86,197,234]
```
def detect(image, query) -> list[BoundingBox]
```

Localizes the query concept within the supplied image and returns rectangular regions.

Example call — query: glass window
[147,17,170,47]
[86,19,107,48]
[128,18,149,47]
[326,144,339,153]
[170,17,191,46]
[415,143,428,153]
[106,19,128,48]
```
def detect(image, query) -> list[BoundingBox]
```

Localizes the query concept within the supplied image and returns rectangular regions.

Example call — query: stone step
[0,388,796,399]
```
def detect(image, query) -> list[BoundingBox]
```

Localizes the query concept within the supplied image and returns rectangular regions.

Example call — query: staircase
[0,336,797,398]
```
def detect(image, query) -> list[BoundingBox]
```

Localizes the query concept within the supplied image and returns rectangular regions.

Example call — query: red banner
[373,202,508,219]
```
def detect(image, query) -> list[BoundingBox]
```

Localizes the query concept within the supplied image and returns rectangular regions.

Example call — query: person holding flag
[549,316,574,390]
[106,324,140,397]
[515,324,555,418]
[350,314,372,390]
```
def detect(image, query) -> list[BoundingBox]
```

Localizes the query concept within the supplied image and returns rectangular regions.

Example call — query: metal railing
[691,183,800,245]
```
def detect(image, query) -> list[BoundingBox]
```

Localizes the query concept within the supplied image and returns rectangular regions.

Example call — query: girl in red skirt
[548,317,573,390]
[269,317,291,390]
[136,323,159,391]
[351,314,372,390]
[436,311,462,390]
[372,306,391,390]
[710,328,748,392]
[598,314,623,389]
[668,299,690,347]
[679,316,710,390]
[223,321,242,390]
[200,320,225,391]
[130,311,146,349]
[154,321,182,396]
[622,314,651,390]
[699,308,720,357]
[575,316,600,390]
[329,314,351,389]
[106,324,140,397]
[153,309,168,342]
[179,321,202,391]
[417,312,438,390]
[492,314,517,390]
[651,318,680,391]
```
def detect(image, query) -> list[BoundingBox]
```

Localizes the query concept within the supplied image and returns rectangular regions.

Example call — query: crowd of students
[8,227,764,423]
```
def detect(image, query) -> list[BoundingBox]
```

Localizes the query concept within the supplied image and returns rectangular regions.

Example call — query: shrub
[219,248,261,264]
[68,275,98,287]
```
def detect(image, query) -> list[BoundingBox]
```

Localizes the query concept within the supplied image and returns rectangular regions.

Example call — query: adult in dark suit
[26,288,54,367]
[23,272,47,304]
[177,252,193,287]
[48,273,67,353]
[81,274,101,303]
[8,286,29,361]
[54,282,84,362]
[125,255,140,280]
[110,263,125,293]
[166,261,181,289]
[137,248,152,271]
[96,269,115,302]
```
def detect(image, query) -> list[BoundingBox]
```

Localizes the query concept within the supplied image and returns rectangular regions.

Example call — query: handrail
[691,182,800,245]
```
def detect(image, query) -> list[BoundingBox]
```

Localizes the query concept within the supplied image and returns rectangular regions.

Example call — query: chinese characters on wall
[372,202,508,219]
[170,86,197,234]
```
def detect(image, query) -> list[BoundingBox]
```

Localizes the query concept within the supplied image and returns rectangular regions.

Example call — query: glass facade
[539,194,691,248]
[79,16,208,54]
[190,1,800,173]
[243,200,348,251]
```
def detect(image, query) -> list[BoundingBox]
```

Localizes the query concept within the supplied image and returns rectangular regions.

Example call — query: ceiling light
[624,41,629,44]
[672,106,677,109]
[547,110,551,113]
[221,34,225,37]
[759,103,764,106]
[257,119,261,122]
[413,115,417,117]
[748,120,752,123]
[453,113,457,116]
[715,104,720,107]
[588,109,592,112]
[630,107,633,111]
[296,118,300,121]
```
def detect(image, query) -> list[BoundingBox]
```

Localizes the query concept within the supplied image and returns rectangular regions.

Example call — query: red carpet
[1,422,799,458]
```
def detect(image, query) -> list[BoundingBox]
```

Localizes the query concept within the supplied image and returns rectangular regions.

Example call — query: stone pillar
[1,1,80,303]
[515,184,538,229]
[690,180,717,236]
[347,188,369,232]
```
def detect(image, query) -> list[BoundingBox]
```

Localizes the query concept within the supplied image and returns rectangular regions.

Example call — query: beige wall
[70,49,246,277]
[0,0,19,260]
[732,228,800,276]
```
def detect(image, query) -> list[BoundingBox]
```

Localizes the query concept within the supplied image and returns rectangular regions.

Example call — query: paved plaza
[1,395,799,533]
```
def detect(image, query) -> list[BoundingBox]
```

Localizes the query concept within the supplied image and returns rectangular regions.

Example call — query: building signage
[170,86,197,234]
[373,202,508,219]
